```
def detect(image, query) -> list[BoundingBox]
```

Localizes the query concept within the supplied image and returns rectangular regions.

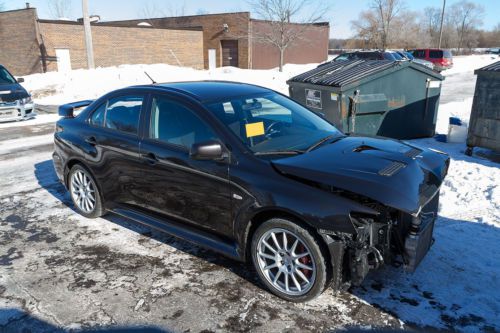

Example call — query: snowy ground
[0,55,499,332]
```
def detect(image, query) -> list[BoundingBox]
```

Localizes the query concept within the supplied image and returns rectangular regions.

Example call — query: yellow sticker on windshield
[245,122,265,138]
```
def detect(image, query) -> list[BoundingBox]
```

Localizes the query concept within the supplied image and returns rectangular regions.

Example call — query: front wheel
[251,218,330,302]
[68,164,104,218]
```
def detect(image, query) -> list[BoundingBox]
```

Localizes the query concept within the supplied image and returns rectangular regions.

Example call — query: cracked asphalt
[0,121,417,332]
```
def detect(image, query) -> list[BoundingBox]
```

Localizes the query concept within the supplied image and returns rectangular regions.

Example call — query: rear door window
[429,50,444,58]
[104,95,143,135]
[90,103,106,126]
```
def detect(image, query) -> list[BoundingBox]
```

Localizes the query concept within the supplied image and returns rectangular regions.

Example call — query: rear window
[355,52,379,59]
[429,50,444,58]
[412,50,426,58]
[104,95,143,135]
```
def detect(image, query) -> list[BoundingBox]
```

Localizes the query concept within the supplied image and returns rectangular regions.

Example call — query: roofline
[37,19,203,31]
[250,18,329,27]
[0,7,37,14]
[131,80,273,102]
[103,11,251,24]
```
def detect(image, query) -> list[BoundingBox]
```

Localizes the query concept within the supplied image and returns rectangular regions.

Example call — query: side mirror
[190,140,225,161]
[17,77,24,83]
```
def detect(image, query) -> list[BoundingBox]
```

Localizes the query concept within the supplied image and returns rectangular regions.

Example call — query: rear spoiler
[58,100,94,118]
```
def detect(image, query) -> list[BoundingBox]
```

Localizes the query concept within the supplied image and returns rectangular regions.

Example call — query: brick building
[0,7,204,76]
[0,8,329,75]
[105,12,330,70]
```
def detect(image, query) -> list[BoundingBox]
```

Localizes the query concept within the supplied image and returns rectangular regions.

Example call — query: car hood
[272,136,450,215]
[0,83,29,103]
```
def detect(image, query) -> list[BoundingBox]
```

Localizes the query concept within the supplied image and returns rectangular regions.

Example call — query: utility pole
[438,0,446,48]
[82,0,95,69]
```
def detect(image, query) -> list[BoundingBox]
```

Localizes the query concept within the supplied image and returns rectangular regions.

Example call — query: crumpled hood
[272,136,450,215]
[0,83,29,103]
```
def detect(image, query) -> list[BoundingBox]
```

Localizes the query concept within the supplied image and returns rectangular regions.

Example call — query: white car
[0,65,36,122]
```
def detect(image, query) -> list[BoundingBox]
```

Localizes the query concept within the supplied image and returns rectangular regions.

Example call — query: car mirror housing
[17,77,25,83]
[190,140,225,161]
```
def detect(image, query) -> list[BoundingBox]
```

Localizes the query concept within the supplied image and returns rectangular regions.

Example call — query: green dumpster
[287,60,444,139]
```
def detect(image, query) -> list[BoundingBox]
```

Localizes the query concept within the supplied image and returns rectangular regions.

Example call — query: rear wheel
[68,165,104,218]
[251,218,330,302]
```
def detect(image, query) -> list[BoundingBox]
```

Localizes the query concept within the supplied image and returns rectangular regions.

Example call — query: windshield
[404,52,414,60]
[204,92,342,154]
[0,67,17,85]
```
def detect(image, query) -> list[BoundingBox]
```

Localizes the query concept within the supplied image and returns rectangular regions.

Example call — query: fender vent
[379,161,406,176]
[405,148,422,159]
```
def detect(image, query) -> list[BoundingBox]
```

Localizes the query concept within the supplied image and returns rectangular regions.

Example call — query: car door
[136,94,232,237]
[83,93,146,207]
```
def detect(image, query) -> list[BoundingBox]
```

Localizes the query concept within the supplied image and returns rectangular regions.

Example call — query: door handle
[142,152,158,165]
[85,136,97,146]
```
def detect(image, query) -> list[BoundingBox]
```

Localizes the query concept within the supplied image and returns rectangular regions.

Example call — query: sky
[2,0,500,38]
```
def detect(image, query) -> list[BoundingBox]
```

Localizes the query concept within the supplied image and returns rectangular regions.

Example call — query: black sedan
[53,81,449,302]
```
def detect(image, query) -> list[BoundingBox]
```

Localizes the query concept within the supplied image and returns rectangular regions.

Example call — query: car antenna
[144,71,157,84]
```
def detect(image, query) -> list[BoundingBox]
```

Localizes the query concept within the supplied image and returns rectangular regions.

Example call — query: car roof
[134,81,272,103]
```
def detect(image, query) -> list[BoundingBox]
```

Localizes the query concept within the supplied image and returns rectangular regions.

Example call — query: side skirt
[111,206,242,261]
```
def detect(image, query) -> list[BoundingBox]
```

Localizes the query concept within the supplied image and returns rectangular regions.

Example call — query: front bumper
[0,102,36,123]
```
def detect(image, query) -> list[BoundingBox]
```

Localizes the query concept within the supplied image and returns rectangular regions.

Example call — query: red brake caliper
[297,244,312,278]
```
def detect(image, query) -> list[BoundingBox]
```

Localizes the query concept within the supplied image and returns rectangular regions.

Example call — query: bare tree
[449,1,484,53]
[141,1,186,19]
[351,0,405,49]
[351,10,382,49]
[248,0,330,72]
[48,0,72,19]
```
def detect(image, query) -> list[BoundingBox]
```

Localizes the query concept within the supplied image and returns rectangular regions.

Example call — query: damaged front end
[321,190,441,290]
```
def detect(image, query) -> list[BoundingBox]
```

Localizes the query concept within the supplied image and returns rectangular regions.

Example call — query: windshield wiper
[305,135,338,153]
[254,150,304,156]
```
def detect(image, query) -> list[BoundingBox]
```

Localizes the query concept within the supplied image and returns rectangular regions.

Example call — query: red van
[409,49,453,72]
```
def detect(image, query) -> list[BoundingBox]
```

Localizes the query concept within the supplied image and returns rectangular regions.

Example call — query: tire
[251,218,330,302]
[68,164,105,218]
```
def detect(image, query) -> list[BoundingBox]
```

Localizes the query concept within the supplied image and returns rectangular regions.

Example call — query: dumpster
[465,61,500,156]
[287,60,444,139]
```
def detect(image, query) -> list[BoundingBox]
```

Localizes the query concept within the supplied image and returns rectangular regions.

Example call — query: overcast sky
[3,0,500,38]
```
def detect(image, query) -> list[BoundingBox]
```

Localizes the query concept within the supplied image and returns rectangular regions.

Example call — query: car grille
[378,161,406,176]
[0,101,17,107]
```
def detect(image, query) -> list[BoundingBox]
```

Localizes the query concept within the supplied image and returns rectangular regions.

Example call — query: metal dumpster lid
[287,60,442,88]
[475,61,500,73]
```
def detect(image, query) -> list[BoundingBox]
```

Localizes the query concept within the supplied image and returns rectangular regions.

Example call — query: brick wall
[38,22,204,71]
[104,13,252,69]
[0,8,42,76]
[250,20,329,69]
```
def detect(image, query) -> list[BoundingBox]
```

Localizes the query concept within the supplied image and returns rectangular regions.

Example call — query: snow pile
[22,63,318,105]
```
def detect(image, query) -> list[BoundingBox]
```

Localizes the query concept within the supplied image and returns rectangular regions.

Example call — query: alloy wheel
[70,169,96,213]
[256,228,316,296]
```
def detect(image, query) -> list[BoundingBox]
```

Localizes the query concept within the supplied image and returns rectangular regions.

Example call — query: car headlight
[20,96,33,105]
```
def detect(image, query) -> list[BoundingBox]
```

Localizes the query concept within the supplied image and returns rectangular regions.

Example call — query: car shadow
[33,159,262,288]
[0,308,171,333]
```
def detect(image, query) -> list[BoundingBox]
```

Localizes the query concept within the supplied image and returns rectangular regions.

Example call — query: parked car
[394,50,435,70]
[53,81,450,302]
[485,48,500,55]
[408,48,453,72]
[0,64,35,122]
[332,51,402,63]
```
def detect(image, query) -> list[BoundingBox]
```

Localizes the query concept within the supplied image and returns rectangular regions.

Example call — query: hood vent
[405,147,422,159]
[378,161,406,176]
[353,145,379,153]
